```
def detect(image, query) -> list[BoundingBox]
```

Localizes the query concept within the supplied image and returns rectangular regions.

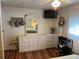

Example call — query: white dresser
[19,34,58,52]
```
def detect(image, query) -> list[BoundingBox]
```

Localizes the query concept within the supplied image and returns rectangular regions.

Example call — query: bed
[50,54,79,59]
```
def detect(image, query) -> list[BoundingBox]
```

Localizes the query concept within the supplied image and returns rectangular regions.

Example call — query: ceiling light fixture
[51,0,61,10]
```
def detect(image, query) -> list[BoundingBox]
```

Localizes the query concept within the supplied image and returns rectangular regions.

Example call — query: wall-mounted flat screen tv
[44,10,58,19]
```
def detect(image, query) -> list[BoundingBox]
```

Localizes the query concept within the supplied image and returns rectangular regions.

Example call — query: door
[28,34,39,51]
[46,34,57,48]
[19,36,29,52]
[0,1,4,59]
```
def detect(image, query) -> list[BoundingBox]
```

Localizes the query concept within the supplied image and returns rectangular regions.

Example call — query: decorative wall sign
[9,17,25,27]
[58,17,65,27]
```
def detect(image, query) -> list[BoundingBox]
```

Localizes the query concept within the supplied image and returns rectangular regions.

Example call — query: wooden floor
[5,48,59,59]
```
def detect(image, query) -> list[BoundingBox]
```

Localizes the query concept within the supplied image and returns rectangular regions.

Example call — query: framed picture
[9,17,25,27]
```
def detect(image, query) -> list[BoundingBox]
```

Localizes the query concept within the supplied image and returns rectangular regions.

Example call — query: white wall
[58,7,70,37]
[2,6,55,50]
[59,3,79,54]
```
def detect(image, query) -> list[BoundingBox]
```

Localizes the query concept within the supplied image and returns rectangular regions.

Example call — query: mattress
[50,54,79,59]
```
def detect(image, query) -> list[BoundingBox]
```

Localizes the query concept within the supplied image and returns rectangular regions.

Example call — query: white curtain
[68,15,79,54]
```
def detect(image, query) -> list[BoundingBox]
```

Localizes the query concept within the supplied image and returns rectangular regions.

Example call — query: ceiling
[1,0,79,9]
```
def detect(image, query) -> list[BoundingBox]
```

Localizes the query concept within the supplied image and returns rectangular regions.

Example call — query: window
[68,16,79,40]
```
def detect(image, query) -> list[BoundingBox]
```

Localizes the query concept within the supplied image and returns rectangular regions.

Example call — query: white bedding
[50,54,79,59]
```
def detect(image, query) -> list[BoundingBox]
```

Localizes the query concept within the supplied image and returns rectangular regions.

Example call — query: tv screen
[44,10,57,18]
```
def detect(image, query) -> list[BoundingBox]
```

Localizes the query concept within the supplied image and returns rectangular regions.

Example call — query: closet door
[0,1,4,59]
[19,36,29,52]
[38,34,47,50]
[28,34,47,51]
[46,34,57,48]
[28,34,39,51]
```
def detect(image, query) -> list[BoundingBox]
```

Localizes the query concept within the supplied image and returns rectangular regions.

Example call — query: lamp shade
[51,0,61,10]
